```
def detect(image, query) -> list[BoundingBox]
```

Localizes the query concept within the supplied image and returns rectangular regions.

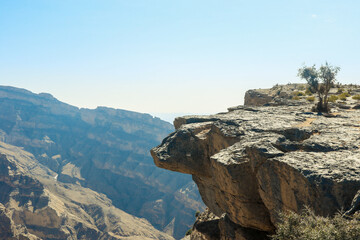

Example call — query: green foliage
[185,229,193,236]
[298,62,340,112]
[271,207,360,240]
[292,96,300,100]
[306,96,315,102]
[328,95,339,103]
[352,95,360,100]
[305,88,313,96]
[293,91,305,96]
[339,92,350,101]
[298,65,318,93]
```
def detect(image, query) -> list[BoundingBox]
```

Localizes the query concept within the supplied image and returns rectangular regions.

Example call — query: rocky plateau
[152,84,360,239]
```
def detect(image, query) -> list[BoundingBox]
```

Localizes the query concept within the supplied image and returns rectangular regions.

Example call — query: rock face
[0,86,204,239]
[244,90,274,106]
[243,84,295,106]
[0,141,174,240]
[152,86,360,239]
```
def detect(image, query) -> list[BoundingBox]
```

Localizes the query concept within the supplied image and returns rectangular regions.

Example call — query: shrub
[352,95,360,100]
[195,211,200,217]
[293,91,305,96]
[292,96,300,100]
[339,92,350,101]
[305,88,313,96]
[298,63,340,113]
[306,96,315,102]
[328,95,339,103]
[185,229,193,236]
[271,207,360,240]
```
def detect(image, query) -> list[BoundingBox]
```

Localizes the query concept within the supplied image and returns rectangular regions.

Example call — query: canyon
[0,142,173,239]
[0,86,204,239]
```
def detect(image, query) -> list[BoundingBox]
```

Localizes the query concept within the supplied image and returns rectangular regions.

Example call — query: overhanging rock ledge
[151,89,360,239]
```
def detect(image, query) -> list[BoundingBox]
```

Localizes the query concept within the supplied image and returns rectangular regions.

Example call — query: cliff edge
[151,84,360,239]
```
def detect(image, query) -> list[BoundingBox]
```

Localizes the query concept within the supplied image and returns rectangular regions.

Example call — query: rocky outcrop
[0,85,204,239]
[186,208,269,240]
[244,90,274,106]
[152,87,360,239]
[0,141,174,240]
[244,83,360,107]
[243,84,296,106]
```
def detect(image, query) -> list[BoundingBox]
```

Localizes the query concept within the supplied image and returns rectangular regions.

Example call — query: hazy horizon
[1,1,359,114]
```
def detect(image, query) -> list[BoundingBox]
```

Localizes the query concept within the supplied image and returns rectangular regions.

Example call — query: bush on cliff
[328,95,339,103]
[305,88,313,96]
[271,207,360,240]
[293,91,305,96]
[298,62,340,113]
[353,95,360,100]
[306,96,315,102]
[339,92,351,101]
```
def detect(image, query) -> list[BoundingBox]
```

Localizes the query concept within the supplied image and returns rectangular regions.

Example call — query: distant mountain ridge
[0,85,204,239]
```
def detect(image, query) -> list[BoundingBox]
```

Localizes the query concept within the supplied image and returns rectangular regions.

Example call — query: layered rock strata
[0,86,204,239]
[0,141,174,240]
[152,93,360,239]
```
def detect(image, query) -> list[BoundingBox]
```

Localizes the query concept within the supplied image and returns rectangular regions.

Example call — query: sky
[1,0,360,119]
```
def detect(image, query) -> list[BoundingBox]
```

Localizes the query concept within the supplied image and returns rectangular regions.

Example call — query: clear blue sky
[1,0,359,115]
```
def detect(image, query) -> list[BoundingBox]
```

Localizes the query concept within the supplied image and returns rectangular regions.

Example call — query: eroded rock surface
[152,92,360,239]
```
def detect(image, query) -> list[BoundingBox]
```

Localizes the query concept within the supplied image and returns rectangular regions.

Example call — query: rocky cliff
[152,84,360,239]
[0,141,174,240]
[0,86,204,239]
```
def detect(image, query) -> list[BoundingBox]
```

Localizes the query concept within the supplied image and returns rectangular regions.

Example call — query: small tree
[298,62,340,113]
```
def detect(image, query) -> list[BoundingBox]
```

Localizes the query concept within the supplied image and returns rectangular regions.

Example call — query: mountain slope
[0,86,204,239]
[0,141,174,240]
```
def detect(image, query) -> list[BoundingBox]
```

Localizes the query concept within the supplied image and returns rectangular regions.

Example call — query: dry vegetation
[271,207,360,240]
[353,95,360,100]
